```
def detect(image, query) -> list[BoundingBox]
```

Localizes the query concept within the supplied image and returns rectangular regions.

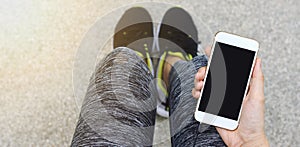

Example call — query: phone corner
[215,31,225,37]
[194,111,201,122]
[227,122,239,131]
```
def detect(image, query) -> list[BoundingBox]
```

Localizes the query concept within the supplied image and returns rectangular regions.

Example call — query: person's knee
[98,47,142,69]
[111,47,139,59]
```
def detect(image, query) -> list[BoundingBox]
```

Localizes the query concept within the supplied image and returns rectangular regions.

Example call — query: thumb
[249,58,264,101]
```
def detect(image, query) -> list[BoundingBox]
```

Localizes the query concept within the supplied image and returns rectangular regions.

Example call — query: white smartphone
[194,32,259,130]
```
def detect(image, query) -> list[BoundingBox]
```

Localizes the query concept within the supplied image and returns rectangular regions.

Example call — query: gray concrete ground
[0,0,299,146]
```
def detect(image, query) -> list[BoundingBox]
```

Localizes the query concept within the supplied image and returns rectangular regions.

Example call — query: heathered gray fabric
[71,48,225,146]
[168,55,226,147]
[71,48,156,146]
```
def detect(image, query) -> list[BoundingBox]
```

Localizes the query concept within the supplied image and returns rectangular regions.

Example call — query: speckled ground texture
[0,0,299,146]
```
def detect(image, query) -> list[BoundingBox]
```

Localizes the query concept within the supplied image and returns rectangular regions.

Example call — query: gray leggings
[71,48,225,146]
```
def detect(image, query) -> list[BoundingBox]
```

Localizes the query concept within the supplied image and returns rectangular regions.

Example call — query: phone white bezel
[194,31,259,130]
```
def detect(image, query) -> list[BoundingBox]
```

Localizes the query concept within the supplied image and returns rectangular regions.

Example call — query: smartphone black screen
[198,42,256,120]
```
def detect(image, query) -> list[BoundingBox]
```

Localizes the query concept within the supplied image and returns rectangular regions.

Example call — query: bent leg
[168,55,225,147]
[71,48,156,146]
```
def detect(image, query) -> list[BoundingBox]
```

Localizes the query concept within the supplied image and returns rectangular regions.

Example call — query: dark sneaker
[156,7,199,117]
[114,7,155,75]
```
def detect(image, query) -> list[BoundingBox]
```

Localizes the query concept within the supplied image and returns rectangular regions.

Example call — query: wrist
[241,135,269,147]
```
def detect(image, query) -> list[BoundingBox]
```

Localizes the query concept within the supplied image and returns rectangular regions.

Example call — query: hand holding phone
[193,32,268,146]
[193,58,268,146]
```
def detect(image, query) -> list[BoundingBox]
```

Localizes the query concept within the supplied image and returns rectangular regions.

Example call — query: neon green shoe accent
[157,51,193,97]
[144,44,148,51]
[146,51,153,74]
[187,54,193,60]
[135,51,144,59]
[168,51,186,60]
[157,52,168,96]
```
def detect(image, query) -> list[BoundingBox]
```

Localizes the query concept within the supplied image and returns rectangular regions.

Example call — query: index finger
[194,67,206,84]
